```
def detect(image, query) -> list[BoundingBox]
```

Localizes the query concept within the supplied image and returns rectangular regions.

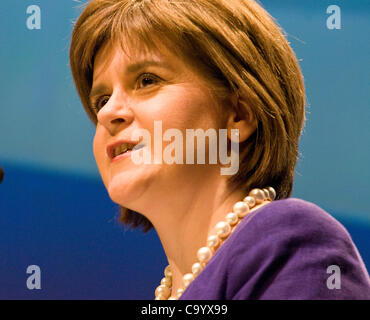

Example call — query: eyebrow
[89,60,173,103]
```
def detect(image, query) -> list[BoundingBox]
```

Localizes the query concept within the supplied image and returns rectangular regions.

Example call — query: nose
[96,92,134,136]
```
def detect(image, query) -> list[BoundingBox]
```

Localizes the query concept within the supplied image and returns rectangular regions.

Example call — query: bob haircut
[70,0,305,232]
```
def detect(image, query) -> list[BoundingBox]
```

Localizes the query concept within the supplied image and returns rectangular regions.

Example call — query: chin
[105,165,159,209]
[106,173,138,207]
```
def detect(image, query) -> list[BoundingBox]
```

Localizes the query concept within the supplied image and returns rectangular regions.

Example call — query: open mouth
[111,142,145,160]
[113,143,135,157]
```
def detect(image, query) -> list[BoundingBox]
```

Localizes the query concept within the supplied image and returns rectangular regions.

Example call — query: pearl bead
[182,273,195,288]
[249,188,265,204]
[225,212,239,226]
[197,246,213,263]
[155,285,171,299]
[176,288,184,299]
[164,265,172,278]
[243,195,256,208]
[161,277,172,287]
[215,221,231,238]
[207,234,219,248]
[233,201,249,218]
[263,188,270,200]
[191,262,203,276]
[268,187,276,200]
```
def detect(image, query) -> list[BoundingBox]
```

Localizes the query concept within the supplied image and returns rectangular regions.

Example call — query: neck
[141,166,247,296]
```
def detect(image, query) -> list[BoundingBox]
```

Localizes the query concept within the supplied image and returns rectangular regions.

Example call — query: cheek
[93,130,107,176]
[92,135,98,158]
[173,100,221,131]
[92,133,100,162]
[157,89,218,130]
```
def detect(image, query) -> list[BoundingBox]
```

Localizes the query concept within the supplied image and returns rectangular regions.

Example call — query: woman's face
[92,41,230,212]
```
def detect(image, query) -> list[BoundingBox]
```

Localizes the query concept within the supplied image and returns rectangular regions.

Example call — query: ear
[226,92,257,142]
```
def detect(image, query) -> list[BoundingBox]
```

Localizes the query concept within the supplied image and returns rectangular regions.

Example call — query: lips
[107,140,144,160]
[113,143,136,157]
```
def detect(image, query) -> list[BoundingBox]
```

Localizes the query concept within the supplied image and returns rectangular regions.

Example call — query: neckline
[179,199,276,298]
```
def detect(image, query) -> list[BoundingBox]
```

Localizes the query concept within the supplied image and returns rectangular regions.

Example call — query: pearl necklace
[154,187,276,300]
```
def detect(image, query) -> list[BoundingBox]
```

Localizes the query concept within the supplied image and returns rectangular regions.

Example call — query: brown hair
[70,0,305,232]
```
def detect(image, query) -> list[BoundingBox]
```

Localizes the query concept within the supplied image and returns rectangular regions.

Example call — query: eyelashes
[136,73,160,89]
[91,96,109,113]
[90,73,161,114]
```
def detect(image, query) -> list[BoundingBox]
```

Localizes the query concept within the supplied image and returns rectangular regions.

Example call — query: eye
[136,73,160,90]
[91,96,109,113]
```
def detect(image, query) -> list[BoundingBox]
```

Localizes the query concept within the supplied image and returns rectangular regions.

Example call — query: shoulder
[180,198,370,300]
[234,198,350,244]
[223,198,370,299]
[227,198,352,261]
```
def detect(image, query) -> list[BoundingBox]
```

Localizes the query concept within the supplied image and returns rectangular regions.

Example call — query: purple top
[179,198,370,300]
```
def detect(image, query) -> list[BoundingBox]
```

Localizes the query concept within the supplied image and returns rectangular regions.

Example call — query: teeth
[113,143,135,157]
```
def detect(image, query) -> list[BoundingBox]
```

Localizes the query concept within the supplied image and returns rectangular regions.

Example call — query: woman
[69,0,370,299]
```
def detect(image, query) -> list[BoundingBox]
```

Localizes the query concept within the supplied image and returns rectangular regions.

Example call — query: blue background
[0,0,369,299]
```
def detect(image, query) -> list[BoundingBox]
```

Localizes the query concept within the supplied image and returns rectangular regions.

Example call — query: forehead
[92,40,174,79]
